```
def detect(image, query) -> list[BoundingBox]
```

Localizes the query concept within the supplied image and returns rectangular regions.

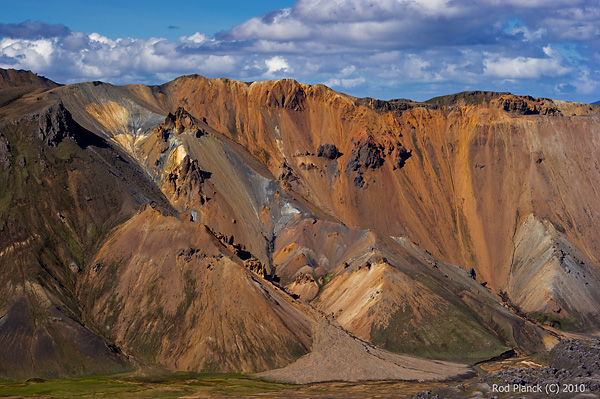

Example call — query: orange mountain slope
[1,68,599,380]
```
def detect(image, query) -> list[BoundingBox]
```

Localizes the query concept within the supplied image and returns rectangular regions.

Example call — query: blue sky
[1,0,599,103]
[2,1,296,39]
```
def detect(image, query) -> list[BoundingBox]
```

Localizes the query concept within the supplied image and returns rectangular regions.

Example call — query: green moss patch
[0,372,298,398]
[370,302,508,363]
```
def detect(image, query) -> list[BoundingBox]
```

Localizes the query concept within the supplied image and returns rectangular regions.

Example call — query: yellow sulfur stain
[85,101,130,136]
[543,334,560,350]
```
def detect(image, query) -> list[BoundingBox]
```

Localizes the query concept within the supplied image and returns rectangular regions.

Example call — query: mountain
[1,68,600,381]
[593,100,600,105]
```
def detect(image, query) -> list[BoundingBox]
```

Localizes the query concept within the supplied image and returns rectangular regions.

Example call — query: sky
[1,0,599,103]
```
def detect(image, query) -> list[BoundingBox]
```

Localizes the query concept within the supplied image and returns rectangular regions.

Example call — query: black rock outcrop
[37,103,77,147]
[346,136,386,172]
[498,96,561,116]
[317,144,341,160]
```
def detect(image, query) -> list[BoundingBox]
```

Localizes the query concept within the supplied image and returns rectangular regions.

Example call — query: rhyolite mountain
[1,68,600,381]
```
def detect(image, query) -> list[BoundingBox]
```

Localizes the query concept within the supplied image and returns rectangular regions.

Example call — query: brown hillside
[2,68,600,380]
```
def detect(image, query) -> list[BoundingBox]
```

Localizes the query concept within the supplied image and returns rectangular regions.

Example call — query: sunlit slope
[129,77,600,332]
[0,81,172,378]
[4,68,599,379]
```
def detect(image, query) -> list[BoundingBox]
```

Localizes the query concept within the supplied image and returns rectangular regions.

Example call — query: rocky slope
[413,338,600,398]
[1,68,600,380]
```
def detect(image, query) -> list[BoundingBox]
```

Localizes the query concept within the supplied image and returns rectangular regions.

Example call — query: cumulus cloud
[265,56,293,77]
[0,29,238,84]
[484,46,572,79]
[0,37,56,71]
[1,0,599,102]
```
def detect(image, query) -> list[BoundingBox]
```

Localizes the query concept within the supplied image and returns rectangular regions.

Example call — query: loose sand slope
[259,317,474,383]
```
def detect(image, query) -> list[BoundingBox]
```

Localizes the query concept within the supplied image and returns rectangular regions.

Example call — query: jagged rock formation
[317,144,341,160]
[495,95,561,116]
[1,68,600,381]
[37,103,77,147]
[153,107,205,148]
[165,155,211,204]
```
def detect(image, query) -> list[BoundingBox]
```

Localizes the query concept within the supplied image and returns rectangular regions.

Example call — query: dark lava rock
[155,125,170,144]
[412,339,600,398]
[346,135,411,188]
[478,339,600,395]
[467,267,476,280]
[498,96,561,116]
[317,144,341,160]
[353,173,365,188]
[346,137,385,173]
[355,97,417,112]
[357,139,385,169]
[394,147,412,169]
[278,161,299,182]
[38,102,76,146]
[546,338,600,374]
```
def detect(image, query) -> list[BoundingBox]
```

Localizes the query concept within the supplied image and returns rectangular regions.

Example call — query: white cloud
[88,32,113,45]
[264,56,292,78]
[229,9,310,41]
[507,25,546,42]
[1,1,600,102]
[182,33,209,44]
[573,70,600,95]
[325,76,366,88]
[293,0,460,22]
[0,37,55,70]
[483,46,572,79]
[340,65,356,76]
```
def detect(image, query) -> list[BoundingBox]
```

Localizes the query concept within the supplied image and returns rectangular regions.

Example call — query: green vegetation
[0,372,298,398]
[317,273,336,295]
[534,312,562,326]
[322,273,335,286]
[370,301,508,363]
[531,312,582,332]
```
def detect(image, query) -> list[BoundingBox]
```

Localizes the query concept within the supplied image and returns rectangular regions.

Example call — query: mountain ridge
[1,67,599,381]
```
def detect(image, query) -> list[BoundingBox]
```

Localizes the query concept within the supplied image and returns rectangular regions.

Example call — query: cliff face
[1,68,600,379]
[138,76,600,324]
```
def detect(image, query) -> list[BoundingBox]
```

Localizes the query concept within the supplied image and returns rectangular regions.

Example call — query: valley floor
[3,340,600,399]
[0,373,466,399]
